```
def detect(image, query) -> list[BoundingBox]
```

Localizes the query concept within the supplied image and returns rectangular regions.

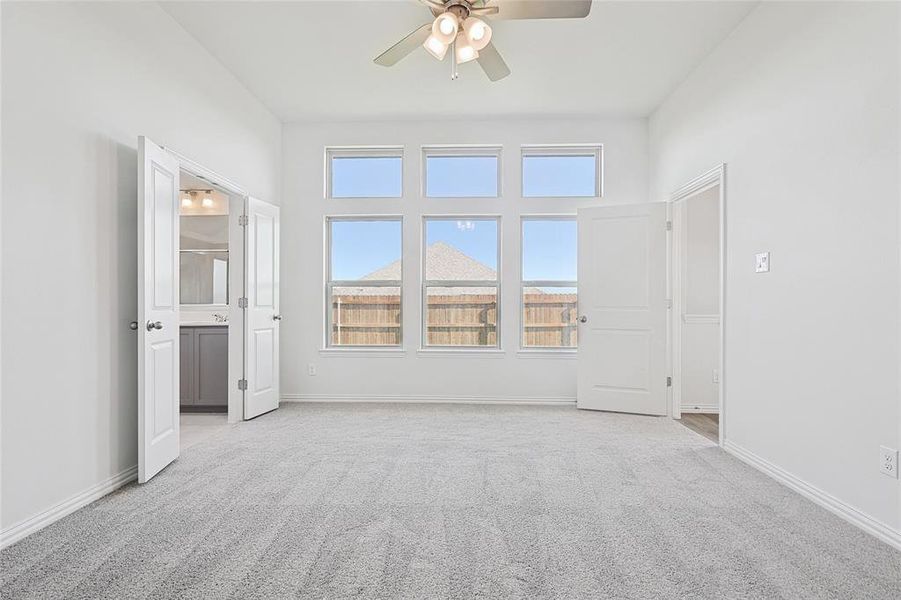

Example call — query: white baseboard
[723,440,901,552]
[281,394,576,406]
[0,465,137,550]
[680,404,720,414]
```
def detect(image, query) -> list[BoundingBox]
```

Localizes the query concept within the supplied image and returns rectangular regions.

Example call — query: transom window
[326,217,403,347]
[422,217,500,348]
[326,147,403,199]
[422,146,502,198]
[521,145,602,198]
[521,217,578,349]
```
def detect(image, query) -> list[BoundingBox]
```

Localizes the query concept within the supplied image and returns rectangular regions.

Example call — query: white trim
[319,348,407,357]
[0,466,137,550]
[683,314,720,325]
[163,146,248,197]
[723,441,901,552]
[416,348,506,358]
[282,394,575,405]
[680,404,720,414]
[516,349,577,359]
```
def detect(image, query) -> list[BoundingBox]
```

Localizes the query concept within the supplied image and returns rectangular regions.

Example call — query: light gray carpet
[2,403,899,599]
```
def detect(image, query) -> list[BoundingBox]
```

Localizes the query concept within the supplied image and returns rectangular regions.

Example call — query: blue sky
[426,219,498,269]
[522,155,596,197]
[426,156,498,197]
[331,157,402,198]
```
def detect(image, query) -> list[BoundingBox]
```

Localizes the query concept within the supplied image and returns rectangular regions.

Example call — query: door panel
[138,136,180,482]
[577,203,668,416]
[244,197,280,419]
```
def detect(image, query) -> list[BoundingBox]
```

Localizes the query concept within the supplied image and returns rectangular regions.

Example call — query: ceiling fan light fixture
[423,34,449,60]
[463,17,492,51]
[454,34,479,64]
[432,12,459,44]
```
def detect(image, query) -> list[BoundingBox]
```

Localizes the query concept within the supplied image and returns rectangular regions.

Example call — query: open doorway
[177,170,244,446]
[670,165,725,444]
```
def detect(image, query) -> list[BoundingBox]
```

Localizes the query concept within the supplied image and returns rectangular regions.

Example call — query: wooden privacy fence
[330,292,578,348]
[522,293,578,348]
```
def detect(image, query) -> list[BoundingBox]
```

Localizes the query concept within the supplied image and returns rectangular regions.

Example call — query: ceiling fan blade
[417,0,446,16]
[373,23,433,67]
[470,6,500,16]
[489,0,592,20]
[477,42,511,82]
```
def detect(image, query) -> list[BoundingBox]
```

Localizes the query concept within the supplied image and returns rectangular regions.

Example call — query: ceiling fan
[374,0,592,82]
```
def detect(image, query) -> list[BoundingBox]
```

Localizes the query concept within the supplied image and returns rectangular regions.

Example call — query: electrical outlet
[712,369,720,384]
[880,446,898,478]
[307,363,317,376]
[755,252,770,273]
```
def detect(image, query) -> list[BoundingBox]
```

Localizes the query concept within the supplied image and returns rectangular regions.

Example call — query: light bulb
[455,34,479,64]
[423,34,449,60]
[432,13,458,44]
[463,17,492,51]
[181,195,193,208]
[202,193,214,208]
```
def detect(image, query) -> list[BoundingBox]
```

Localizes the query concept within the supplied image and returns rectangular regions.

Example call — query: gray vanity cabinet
[180,326,228,410]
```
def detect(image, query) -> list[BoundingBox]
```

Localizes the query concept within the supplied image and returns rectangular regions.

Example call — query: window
[521,217,578,349]
[326,147,403,198]
[423,217,500,348]
[423,146,502,198]
[326,217,403,347]
[521,145,602,198]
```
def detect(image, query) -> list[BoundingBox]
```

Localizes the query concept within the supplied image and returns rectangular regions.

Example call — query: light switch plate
[755,252,770,273]
[880,446,898,478]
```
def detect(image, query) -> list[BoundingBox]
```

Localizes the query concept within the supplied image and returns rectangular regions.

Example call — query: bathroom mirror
[180,215,229,305]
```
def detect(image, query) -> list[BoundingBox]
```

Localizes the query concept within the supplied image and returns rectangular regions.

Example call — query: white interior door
[244,197,280,419]
[137,137,180,482]
[577,203,668,415]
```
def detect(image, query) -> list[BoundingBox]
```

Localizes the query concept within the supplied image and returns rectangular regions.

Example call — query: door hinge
[666,376,673,387]
[665,298,673,309]
[666,220,673,231]
[238,215,249,227]
[238,297,248,309]
[238,379,248,391]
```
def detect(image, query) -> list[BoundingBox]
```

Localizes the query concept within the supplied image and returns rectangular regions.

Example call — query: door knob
[578,315,588,323]
[129,321,138,331]
[273,314,282,321]
[146,320,163,331]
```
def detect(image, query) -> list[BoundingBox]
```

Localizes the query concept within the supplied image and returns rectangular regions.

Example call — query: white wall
[650,1,901,538]
[1,2,281,535]
[281,118,647,402]
[679,186,720,412]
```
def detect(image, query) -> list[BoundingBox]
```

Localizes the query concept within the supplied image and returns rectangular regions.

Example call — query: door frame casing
[162,146,248,424]
[667,164,727,446]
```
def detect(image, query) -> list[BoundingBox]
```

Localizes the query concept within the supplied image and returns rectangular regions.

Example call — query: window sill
[319,348,407,357]
[416,348,506,358]
[517,349,577,359]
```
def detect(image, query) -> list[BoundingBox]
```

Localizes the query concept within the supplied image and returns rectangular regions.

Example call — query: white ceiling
[161,0,757,122]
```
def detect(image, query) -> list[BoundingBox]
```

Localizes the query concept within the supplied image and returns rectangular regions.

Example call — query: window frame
[324,215,404,349]
[421,215,502,350]
[421,145,503,199]
[520,215,578,351]
[520,144,604,199]
[325,146,404,200]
